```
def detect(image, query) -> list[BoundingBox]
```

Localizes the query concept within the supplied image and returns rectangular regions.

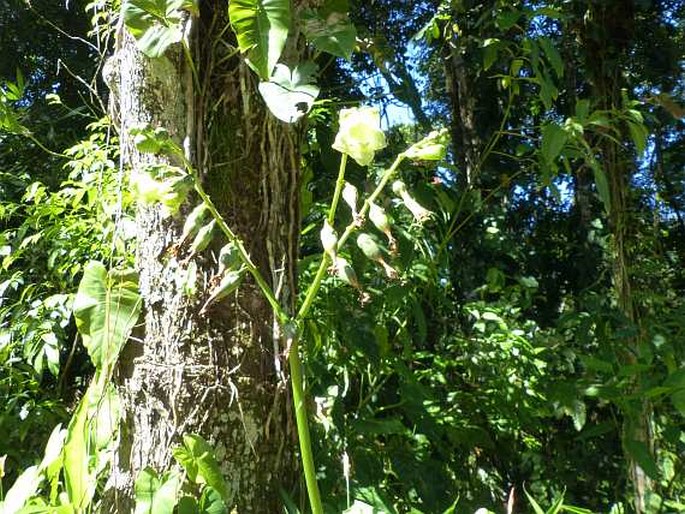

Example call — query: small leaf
[122,0,197,58]
[172,435,229,502]
[541,123,567,164]
[134,467,182,514]
[539,37,563,78]
[199,486,228,514]
[590,161,611,214]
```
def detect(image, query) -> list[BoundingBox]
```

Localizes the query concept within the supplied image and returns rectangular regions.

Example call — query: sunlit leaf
[258,63,320,123]
[229,0,291,80]
[172,435,229,502]
[72,261,141,373]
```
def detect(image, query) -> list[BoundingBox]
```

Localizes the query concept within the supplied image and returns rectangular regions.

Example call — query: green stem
[336,153,405,249]
[297,153,349,320]
[191,177,287,323]
[289,331,324,514]
[328,154,348,224]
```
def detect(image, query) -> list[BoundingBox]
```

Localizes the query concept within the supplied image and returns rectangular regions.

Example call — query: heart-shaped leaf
[72,261,141,373]
[258,63,320,123]
[228,0,291,80]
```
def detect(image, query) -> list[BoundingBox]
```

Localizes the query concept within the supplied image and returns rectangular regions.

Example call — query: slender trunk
[102,2,301,511]
[575,1,655,509]
[445,43,481,187]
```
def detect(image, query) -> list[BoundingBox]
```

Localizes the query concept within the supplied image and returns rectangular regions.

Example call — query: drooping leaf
[63,395,95,510]
[228,0,291,80]
[538,37,563,78]
[540,123,567,165]
[301,0,357,60]
[258,63,320,123]
[72,261,141,372]
[589,159,611,215]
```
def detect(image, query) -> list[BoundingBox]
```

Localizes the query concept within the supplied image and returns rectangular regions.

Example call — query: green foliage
[72,261,141,377]
[133,435,229,514]
[122,0,198,58]
[301,0,357,60]
[228,0,291,80]
[258,63,320,123]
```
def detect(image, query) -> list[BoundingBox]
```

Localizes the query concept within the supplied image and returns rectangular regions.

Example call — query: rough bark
[102,2,301,511]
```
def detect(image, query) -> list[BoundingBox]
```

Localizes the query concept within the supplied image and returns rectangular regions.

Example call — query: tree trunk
[574,1,655,510]
[102,2,301,511]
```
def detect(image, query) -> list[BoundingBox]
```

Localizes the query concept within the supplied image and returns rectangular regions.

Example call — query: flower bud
[189,220,216,254]
[218,242,242,274]
[404,128,449,161]
[391,180,433,224]
[333,256,361,290]
[320,219,338,259]
[369,201,397,253]
[342,182,359,218]
[181,203,208,243]
[200,269,245,314]
[357,233,397,279]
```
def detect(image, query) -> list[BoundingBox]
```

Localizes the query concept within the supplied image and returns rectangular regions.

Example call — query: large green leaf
[258,63,319,123]
[72,261,141,373]
[540,123,567,165]
[122,0,198,58]
[172,435,229,502]
[63,394,94,510]
[134,467,182,514]
[301,0,356,60]
[228,0,291,80]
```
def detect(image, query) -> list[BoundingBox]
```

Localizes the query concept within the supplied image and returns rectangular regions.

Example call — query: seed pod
[368,201,397,254]
[218,242,242,274]
[356,233,383,261]
[356,233,398,279]
[391,180,433,223]
[320,219,338,259]
[200,269,244,314]
[189,219,216,255]
[342,182,359,218]
[333,256,361,290]
[181,203,208,243]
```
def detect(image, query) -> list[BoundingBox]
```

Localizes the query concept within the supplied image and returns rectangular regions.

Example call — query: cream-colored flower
[332,107,387,166]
